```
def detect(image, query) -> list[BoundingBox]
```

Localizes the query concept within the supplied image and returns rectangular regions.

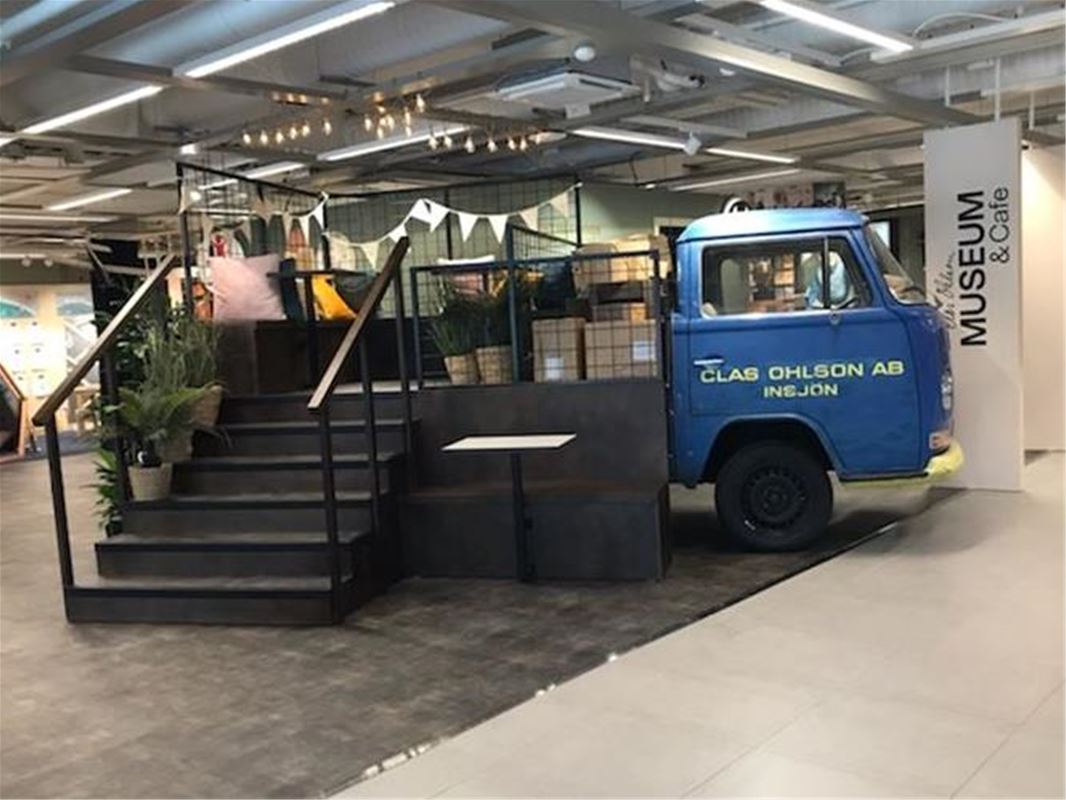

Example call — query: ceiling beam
[0,0,200,87]
[676,11,842,67]
[438,0,977,127]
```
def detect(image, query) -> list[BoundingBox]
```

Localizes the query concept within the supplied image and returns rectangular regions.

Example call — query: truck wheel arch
[702,417,839,483]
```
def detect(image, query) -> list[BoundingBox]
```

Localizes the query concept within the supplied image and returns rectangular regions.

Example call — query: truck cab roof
[677,208,868,244]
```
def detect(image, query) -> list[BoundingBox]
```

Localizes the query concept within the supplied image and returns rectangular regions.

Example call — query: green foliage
[472,271,535,347]
[88,448,122,530]
[112,384,206,456]
[429,283,480,356]
[170,310,220,389]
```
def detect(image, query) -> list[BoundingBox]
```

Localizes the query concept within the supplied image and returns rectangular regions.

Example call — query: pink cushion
[210,254,286,322]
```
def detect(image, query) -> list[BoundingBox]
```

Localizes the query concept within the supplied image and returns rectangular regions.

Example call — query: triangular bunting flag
[387,221,407,243]
[178,179,193,213]
[457,211,479,242]
[425,199,450,232]
[359,239,380,267]
[309,196,326,229]
[548,189,570,218]
[407,198,434,225]
[519,205,539,231]
[487,213,509,243]
[251,189,275,220]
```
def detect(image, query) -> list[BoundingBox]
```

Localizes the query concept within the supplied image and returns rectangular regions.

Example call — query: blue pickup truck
[668,208,962,550]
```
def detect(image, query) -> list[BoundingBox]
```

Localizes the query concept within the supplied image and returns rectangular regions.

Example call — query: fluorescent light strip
[47,188,132,211]
[319,125,468,162]
[571,126,686,150]
[21,85,164,135]
[183,1,395,78]
[243,161,305,179]
[0,135,16,149]
[760,0,912,54]
[705,146,796,164]
[0,212,116,223]
[670,169,801,192]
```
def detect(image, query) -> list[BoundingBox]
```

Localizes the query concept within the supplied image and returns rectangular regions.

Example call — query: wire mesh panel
[411,248,668,388]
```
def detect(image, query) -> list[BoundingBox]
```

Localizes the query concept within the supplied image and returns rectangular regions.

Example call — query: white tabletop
[442,434,576,452]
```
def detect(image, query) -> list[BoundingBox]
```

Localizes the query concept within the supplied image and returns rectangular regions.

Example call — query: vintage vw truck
[668,208,962,550]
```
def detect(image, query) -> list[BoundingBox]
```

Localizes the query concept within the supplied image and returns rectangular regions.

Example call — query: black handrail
[307,237,411,622]
[32,255,177,425]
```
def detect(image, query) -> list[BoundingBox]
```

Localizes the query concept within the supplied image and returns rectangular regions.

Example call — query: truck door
[686,233,921,475]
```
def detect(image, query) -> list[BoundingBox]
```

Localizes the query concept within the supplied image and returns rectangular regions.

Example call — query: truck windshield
[864,224,926,304]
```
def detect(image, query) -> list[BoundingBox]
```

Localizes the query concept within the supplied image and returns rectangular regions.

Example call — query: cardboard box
[592,302,647,323]
[571,243,618,293]
[585,320,659,380]
[532,317,585,382]
[611,233,673,278]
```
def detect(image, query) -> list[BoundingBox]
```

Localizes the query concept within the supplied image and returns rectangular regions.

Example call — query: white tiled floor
[338,454,1065,799]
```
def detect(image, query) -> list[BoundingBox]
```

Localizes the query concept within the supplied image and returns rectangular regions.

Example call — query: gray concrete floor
[2,452,937,798]
[344,453,1065,799]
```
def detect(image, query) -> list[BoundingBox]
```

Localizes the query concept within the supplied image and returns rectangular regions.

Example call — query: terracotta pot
[157,429,193,463]
[475,345,513,385]
[443,353,479,385]
[128,464,172,502]
[190,385,223,429]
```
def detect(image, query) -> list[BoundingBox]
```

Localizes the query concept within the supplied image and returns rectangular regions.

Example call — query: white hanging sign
[924,117,1023,491]
[487,213,509,243]
[457,211,479,241]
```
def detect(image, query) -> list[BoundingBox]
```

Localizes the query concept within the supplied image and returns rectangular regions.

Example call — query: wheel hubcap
[741,467,807,529]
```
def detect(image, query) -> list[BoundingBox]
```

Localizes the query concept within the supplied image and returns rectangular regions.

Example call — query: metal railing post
[100,351,130,510]
[392,269,415,487]
[43,417,75,593]
[359,338,381,536]
[176,163,195,315]
[303,277,321,386]
[316,407,343,623]
[410,268,425,390]
[505,225,521,382]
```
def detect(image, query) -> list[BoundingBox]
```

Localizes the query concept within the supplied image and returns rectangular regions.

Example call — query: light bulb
[442,133,453,148]
[403,107,412,126]
[288,124,299,140]
[377,104,387,116]
[415,94,426,113]
[385,114,395,130]
[404,125,413,138]
[507,136,516,150]
[464,135,475,153]
[519,135,528,151]
[242,131,252,145]
[533,131,544,145]
[259,131,269,145]
[376,126,385,139]
[487,138,498,153]
[322,119,333,135]
[275,129,285,144]
[364,115,373,131]
[428,134,438,150]
[301,121,311,137]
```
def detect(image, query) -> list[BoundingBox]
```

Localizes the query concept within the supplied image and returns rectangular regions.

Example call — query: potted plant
[430,290,480,385]
[472,273,534,384]
[173,311,223,429]
[139,318,205,461]
[113,382,206,500]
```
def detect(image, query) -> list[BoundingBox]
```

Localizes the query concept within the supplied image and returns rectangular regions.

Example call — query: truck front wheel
[715,442,832,551]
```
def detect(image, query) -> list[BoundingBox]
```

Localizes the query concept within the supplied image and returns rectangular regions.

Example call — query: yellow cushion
[312,275,356,320]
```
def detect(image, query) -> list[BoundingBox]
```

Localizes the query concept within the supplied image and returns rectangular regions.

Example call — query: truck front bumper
[841,440,964,488]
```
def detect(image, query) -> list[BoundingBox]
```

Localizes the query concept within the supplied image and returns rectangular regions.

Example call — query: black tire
[714,441,832,551]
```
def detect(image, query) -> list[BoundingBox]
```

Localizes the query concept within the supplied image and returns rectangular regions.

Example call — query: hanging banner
[457,211,479,241]
[407,199,434,225]
[924,117,1023,491]
[387,220,407,243]
[487,213,509,243]
[424,199,450,231]
[549,189,571,218]
[519,205,539,231]
[359,239,380,267]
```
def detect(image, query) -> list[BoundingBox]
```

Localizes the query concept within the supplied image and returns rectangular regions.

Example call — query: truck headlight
[940,371,953,412]
[929,430,952,453]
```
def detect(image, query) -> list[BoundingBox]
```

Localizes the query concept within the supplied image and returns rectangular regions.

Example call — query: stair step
[198,419,415,457]
[65,576,361,625]
[173,453,402,493]
[129,490,373,509]
[175,453,398,470]
[96,530,370,578]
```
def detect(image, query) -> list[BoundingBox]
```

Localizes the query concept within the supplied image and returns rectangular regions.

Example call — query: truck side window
[701,238,871,317]
[701,240,823,317]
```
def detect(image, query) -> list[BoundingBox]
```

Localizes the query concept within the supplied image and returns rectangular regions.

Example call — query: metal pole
[316,409,343,623]
[410,268,425,390]
[505,225,521,382]
[444,189,455,260]
[392,268,415,487]
[303,277,321,387]
[101,352,130,512]
[573,180,583,246]
[319,198,332,271]
[359,338,381,536]
[44,416,75,590]
[176,163,195,314]
[510,452,532,582]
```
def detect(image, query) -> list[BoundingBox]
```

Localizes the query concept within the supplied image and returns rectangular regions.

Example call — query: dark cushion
[277,258,305,321]
[334,272,374,313]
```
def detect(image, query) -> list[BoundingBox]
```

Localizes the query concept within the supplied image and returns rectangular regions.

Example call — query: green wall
[579,184,721,242]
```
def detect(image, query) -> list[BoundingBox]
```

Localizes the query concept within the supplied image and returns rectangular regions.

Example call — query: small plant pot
[128,464,172,501]
[190,385,224,429]
[157,430,194,463]
[475,345,513,385]
[443,353,479,385]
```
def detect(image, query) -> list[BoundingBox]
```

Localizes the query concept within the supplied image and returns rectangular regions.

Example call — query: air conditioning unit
[495,70,638,117]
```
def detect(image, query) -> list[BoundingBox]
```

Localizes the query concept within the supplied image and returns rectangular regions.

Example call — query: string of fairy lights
[239,92,550,156]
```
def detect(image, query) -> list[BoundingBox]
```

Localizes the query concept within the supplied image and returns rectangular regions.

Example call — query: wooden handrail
[308,237,409,413]
[32,254,177,425]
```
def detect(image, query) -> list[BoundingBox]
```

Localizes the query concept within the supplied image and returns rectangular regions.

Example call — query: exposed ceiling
[0,0,1063,264]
